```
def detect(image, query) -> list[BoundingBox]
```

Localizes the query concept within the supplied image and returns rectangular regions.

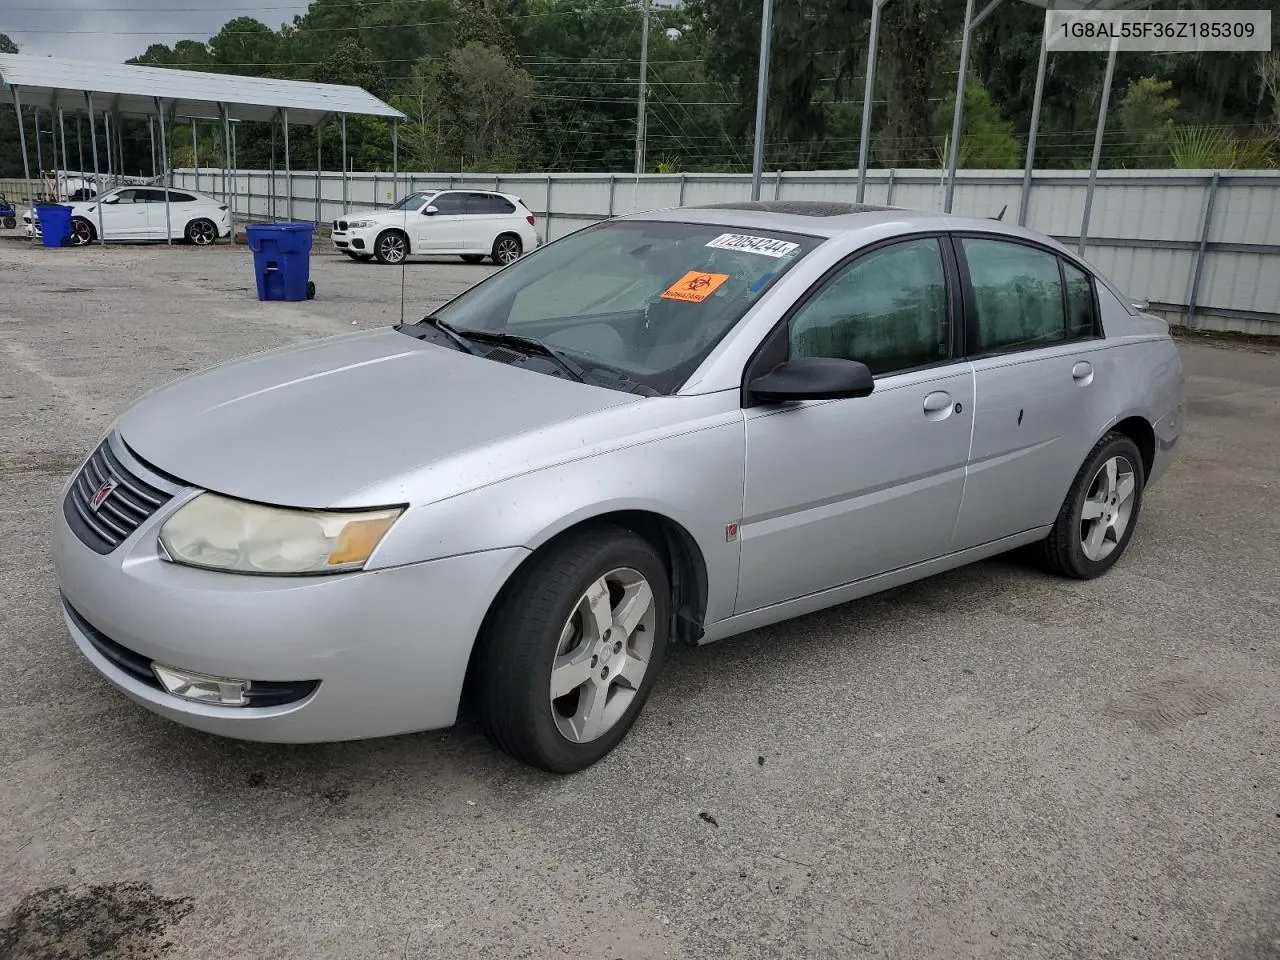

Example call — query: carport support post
[391,118,399,204]
[749,0,774,202]
[856,0,889,203]
[58,109,69,201]
[282,109,292,222]
[1186,170,1219,328]
[192,119,200,191]
[11,87,32,194]
[155,99,173,246]
[85,92,105,244]
[219,104,234,235]
[1079,34,1118,257]
[149,116,157,177]
[1019,3,1052,226]
[103,113,112,180]
[34,108,44,192]
[340,116,349,215]
[944,0,977,213]
[316,117,324,224]
[76,117,84,180]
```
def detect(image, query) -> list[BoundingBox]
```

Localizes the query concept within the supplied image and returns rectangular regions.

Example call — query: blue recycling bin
[246,222,315,302]
[35,204,73,248]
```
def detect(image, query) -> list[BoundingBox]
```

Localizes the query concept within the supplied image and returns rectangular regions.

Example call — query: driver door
[412,192,467,253]
[100,189,149,239]
[734,235,975,614]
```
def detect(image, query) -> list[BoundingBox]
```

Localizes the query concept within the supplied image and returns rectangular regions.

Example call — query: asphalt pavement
[0,238,1276,960]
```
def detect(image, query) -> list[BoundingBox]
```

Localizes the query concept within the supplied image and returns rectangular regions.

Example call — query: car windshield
[390,191,434,211]
[425,219,821,395]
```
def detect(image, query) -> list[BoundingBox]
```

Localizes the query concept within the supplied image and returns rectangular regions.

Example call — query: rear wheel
[491,233,522,266]
[69,217,95,246]
[460,254,486,264]
[2,216,15,230]
[374,230,408,265]
[185,218,218,245]
[1042,432,1145,579]
[343,251,373,262]
[476,525,670,773]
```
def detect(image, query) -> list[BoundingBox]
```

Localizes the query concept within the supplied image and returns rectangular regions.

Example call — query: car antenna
[993,204,1007,222]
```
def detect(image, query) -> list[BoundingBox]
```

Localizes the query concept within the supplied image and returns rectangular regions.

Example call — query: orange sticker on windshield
[661,271,730,303]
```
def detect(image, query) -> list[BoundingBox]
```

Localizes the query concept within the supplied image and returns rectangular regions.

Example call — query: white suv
[331,190,541,266]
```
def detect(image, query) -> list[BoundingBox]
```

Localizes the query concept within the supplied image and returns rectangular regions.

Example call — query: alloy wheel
[379,233,407,263]
[495,237,521,265]
[70,220,93,246]
[549,567,657,744]
[1079,454,1136,562]
[190,220,217,245]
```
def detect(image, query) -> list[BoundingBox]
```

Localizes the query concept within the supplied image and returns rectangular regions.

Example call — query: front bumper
[331,226,378,254]
[52,491,528,742]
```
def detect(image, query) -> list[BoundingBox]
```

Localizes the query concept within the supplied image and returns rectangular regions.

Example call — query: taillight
[526,214,535,226]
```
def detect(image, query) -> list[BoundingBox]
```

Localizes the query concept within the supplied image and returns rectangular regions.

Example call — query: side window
[489,195,516,215]
[788,237,950,375]
[113,190,139,204]
[463,193,494,215]
[962,237,1065,353]
[430,193,466,214]
[170,192,197,203]
[1062,260,1098,339]
[136,189,168,203]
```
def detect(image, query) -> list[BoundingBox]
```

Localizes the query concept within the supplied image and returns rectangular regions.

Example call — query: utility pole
[750,0,775,200]
[634,0,650,175]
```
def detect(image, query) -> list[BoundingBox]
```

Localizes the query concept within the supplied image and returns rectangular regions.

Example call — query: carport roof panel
[0,53,405,124]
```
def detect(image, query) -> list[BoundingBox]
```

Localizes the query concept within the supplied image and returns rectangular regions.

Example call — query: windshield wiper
[402,315,480,355]
[454,329,588,383]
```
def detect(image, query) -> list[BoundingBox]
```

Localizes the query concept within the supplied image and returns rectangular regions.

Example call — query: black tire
[185,218,218,245]
[343,251,373,262]
[2,216,15,230]
[306,280,316,300]
[491,233,522,266]
[69,217,95,246]
[373,229,409,265]
[460,254,486,264]
[1042,431,1145,579]
[476,525,671,773]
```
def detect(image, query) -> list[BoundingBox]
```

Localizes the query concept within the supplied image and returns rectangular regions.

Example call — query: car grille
[333,219,348,231]
[63,597,321,707]
[63,434,181,555]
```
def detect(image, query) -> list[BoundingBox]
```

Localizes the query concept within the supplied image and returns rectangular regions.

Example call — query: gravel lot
[0,238,1277,960]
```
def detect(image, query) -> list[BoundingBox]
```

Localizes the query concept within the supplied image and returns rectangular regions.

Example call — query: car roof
[623,200,1076,257]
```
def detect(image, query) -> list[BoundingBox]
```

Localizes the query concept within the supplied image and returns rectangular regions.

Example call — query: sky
[4,0,316,64]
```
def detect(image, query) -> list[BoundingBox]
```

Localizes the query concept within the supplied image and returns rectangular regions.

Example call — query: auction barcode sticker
[706,234,800,258]
[1045,10,1271,52]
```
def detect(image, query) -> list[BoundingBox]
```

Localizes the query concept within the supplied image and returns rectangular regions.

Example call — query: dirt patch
[1106,677,1229,733]
[2,451,85,477]
[0,882,193,960]
[1171,326,1280,355]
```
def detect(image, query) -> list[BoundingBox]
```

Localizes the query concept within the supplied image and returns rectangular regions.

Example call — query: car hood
[117,328,643,509]
[342,208,413,224]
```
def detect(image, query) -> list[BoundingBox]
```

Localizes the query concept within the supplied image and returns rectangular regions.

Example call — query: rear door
[949,235,1111,549]
[467,192,516,253]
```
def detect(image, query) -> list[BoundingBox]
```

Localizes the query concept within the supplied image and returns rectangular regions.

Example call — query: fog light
[152,662,250,706]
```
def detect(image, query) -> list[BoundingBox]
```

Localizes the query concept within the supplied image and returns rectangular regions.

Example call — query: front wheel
[491,233,522,266]
[185,218,218,245]
[476,525,670,773]
[374,230,409,265]
[69,217,95,246]
[1042,432,1145,579]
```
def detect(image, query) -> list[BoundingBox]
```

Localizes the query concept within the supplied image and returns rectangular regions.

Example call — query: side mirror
[424,205,438,216]
[102,196,118,205]
[1130,298,1149,311]
[749,357,875,403]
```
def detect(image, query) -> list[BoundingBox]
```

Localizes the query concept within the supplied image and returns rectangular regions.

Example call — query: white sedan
[330,189,541,266]
[51,186,232,246]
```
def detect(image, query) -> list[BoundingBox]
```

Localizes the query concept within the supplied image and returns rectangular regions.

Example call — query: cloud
[5,0,312,63]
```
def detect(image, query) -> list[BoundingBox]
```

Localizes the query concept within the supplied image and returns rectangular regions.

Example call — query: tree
[313,38,389,98]
[934,75,1022,168]
[0,35,21,178]
[441,42,534,168]
[1118,77,1179,167]
[209,17,281,76]
[0,33,18,54]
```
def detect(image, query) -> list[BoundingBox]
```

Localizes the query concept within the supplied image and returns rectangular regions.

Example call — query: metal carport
[0,53,406,245]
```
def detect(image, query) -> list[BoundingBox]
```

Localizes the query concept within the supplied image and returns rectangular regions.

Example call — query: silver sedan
[52,202,1185,772]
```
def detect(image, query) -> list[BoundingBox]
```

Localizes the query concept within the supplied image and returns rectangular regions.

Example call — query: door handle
[1072,361,1094,385]
[923,391,953,420]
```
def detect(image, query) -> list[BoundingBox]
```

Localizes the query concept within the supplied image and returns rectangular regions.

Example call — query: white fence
[109,166,1280,336]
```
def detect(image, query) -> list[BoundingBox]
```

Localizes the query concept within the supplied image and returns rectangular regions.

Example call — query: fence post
[1186,171,1220,330]
[545,175,553,240]
[608,174,616,217]
[774,169,782,200]
[678,173,687,206]
[886,168,896,205]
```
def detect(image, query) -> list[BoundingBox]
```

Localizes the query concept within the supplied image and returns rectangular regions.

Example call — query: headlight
[346,219,375,229]
[158,493,403,575]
